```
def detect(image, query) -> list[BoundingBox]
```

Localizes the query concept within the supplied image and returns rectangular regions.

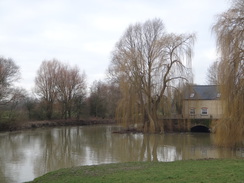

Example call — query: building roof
[184,85,220,100]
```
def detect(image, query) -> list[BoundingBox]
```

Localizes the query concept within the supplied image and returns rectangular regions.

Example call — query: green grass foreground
[30,159,244,183]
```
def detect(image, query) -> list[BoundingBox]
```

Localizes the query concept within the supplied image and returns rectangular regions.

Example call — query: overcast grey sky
[0,0,230,91]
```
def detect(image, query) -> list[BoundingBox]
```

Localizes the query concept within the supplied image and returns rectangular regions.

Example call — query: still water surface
[0,125,243,183]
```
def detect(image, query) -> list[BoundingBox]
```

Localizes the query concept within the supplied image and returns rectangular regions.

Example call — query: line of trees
[89,80,120,118]
[1,1,243,147]
[0,19,196,133]
[0,58,120,123]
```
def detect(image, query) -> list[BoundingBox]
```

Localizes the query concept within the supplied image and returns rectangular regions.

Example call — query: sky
[0,0,230,92]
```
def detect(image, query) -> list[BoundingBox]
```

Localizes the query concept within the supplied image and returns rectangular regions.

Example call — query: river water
[0,125,243,183]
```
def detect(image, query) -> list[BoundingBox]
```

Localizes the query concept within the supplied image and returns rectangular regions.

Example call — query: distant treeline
[0,57,120,123]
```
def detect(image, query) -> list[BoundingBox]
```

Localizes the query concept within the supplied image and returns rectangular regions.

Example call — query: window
[201,107,208,115]
[190,93,195,98]
[190,108,195,115]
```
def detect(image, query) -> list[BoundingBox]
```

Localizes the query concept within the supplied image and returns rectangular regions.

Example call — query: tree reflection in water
[0,125,243,183]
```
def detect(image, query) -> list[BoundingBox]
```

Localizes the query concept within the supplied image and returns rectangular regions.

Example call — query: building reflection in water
[0,125,243,183]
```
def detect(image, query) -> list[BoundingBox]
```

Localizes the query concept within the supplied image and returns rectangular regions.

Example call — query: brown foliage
[56,64,86,119]
[206,61,221,85]
[35,59,86,120]
[109,18,195,133]
[212,0,244,147]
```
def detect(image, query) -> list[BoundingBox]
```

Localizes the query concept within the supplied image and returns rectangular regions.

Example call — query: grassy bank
[0,119,116,132]
[29,159,244,183]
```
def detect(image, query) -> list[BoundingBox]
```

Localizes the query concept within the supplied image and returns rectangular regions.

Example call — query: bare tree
[89,81,108,118]
[109,18,195,132]
[206,61,221,85]
[0,57,30,122]
[89,80,120,118]
[34,59,60,119]
[212,0,244,147]
[35,59,87,120]
[0,57,20,105]
[56,64,86,119]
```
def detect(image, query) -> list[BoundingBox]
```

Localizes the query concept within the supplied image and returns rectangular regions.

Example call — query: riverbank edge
[28,159,244,183]
[0,118,116,132]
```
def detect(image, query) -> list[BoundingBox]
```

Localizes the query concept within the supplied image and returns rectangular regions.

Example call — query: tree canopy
[0,57,20,105]
[35,59,86,119]
[212,0,244,147]
[109,18,195,132]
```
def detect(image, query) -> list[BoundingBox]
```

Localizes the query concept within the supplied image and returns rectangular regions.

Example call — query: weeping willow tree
[109,18,195,133]
[212,0,244,147]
